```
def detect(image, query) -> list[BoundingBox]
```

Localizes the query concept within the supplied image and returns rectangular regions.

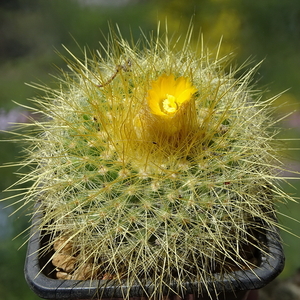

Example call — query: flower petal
[147,74,197,117]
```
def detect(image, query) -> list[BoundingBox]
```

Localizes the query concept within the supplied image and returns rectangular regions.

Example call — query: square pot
[24,213,285,300]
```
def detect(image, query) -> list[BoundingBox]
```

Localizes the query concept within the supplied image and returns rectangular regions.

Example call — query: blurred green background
[0,0,299,299]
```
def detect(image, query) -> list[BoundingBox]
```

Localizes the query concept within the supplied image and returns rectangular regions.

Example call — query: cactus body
[8,27,291,298]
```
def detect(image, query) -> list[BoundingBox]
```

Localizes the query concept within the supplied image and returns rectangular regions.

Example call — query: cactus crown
[4,25,294,299]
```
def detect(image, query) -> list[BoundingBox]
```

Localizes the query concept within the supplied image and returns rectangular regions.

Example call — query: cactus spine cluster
[7,26,292,298]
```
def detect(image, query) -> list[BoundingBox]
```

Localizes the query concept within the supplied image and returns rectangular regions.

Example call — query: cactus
[5,26,295,299]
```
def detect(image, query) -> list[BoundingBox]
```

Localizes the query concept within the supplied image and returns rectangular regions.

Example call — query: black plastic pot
[25,216,285,300]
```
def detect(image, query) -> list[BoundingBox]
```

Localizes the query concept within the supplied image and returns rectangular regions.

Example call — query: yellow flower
[147,74,197,117]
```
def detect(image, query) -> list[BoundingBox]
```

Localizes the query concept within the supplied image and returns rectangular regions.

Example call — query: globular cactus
[6,26,294,298]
